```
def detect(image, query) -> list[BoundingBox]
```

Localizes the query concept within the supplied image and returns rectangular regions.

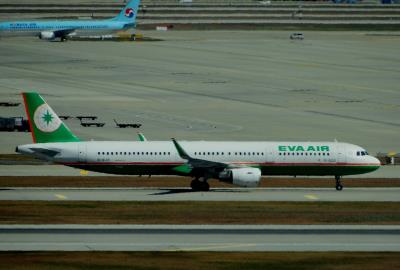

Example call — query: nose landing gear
[335,175,343,191]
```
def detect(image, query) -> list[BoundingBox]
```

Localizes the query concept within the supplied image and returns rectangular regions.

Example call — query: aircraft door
[336,144,346,163]
[265,145,276,163]
[78,143,87,162]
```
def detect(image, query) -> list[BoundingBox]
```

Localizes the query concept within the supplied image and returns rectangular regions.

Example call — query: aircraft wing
[52,28,76,38]
[171,138,236,175]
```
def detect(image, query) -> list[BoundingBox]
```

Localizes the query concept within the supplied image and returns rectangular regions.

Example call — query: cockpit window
[357,151,368,156]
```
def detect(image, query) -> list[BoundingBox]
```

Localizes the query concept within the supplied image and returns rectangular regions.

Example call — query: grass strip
[1,176,399,188]
[1,201,399,224]
[0,251,399,270]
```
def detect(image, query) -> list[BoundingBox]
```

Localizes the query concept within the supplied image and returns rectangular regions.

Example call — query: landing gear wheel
[60,36,67,42]
[190,179,210,192]
[335,176,343,191]
[335,184,343,191]
[191,179,200,190]
[200,181,210,192]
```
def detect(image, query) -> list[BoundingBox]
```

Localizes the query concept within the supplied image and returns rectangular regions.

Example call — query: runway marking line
[164,243,256,252]
[304,194,319,200]
[54,194,67,200]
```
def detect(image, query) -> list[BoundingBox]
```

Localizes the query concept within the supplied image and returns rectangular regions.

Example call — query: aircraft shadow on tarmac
[150,188,250,195]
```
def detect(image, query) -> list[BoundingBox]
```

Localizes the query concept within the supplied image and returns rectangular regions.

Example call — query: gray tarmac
[1,224,399,251]
[0,31,399,160]
[1,187,399,201]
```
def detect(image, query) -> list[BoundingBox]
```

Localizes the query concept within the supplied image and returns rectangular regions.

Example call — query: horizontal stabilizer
[30,147,60,157]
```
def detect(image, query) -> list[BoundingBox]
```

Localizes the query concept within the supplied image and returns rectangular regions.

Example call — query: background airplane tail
[22,92,80,144]
[111,0,140,22]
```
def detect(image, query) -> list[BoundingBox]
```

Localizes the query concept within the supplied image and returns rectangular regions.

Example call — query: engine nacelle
[39,31,56,40]
[219,168,261,187]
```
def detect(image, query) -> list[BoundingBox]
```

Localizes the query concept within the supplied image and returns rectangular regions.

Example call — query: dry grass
[1,176,399,188]
[1,201,399,225]
[0,154,38,161]
[0,252,399,270]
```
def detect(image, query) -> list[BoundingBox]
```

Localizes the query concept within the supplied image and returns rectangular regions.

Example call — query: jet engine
[39,31,56,40]
[219,167,261,187]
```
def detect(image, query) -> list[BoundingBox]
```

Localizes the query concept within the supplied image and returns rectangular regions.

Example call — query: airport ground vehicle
[114,119,142,128]
[290,33,304,40]
[0,117,30,132]
[80,121,105,127]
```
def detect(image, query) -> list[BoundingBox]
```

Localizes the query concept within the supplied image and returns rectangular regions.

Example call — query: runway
[1,225,399,252]
[1,187,399,201]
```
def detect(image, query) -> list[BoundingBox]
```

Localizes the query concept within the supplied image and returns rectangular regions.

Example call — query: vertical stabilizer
[22,92,80,143]
[111,0,140,23]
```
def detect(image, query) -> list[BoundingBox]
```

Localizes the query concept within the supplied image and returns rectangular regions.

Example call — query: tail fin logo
[33,104,61,133]
[124,8,135,18]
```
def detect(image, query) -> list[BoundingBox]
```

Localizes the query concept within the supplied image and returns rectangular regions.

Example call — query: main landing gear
[335,175,343,191]
[191,177,210,192]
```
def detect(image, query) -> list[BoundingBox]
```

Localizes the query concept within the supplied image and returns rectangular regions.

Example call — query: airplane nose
[371,156,381,166]
[365,155,381,167]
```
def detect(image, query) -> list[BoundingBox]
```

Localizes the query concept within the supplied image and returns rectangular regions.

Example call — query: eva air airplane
[0,0,140,41]
[16,93,381,191]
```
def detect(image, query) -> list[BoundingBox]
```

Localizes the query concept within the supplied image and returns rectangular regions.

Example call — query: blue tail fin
[111,0,140,22]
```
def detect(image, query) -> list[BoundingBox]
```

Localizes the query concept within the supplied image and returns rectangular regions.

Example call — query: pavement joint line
[165,243,257,252]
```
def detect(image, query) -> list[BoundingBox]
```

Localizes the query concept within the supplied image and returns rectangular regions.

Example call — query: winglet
[138,132,147,142]
[172,138,191,160]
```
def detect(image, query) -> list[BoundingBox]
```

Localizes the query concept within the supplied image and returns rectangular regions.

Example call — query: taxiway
[1,224,399,252]
[1,187,399,201]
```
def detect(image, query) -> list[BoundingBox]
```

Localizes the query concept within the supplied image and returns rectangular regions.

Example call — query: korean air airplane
[16,93,381,191]
[0,0,140,41]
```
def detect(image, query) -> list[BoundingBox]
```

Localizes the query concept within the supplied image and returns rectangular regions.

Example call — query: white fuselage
[16,140,381,177]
